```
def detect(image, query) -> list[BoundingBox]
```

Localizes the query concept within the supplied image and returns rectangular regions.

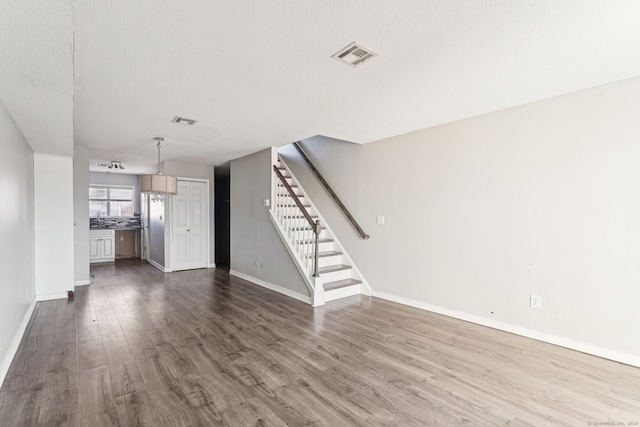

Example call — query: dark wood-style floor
[1,260,639,426]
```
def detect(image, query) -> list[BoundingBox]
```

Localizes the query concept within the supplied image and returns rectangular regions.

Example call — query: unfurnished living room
[2,1,640,426]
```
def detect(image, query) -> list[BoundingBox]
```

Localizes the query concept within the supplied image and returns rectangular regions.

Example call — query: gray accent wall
[230,147,309,298]
[73,146,90,284]
[280,75,640,361]
[0,100,35,380]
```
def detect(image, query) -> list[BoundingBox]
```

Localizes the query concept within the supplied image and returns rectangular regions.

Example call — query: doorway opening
[214,164,230,268]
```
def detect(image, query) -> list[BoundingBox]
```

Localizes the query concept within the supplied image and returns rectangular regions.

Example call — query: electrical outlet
[377,215,385,225]
[264,199,270,206]
[530,294,542,309]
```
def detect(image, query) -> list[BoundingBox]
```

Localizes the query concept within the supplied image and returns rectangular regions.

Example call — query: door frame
[166,177,210,272]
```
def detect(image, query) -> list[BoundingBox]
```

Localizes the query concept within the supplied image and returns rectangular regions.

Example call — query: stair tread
[305,250,342,258]
[318,264,352,274]
[292,226,325,231]
[297,238,333,244]
[324,278,362,291]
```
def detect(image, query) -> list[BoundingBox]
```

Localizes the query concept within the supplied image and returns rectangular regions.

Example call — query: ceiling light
[96,161,124,170]
[331,42,378,68]
[140,137,178,202]
[108,161,124,170]
[172,116,198,126]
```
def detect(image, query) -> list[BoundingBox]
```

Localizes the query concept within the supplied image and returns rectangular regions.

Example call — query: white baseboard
[148,259,167,272]
[372,291,640,369]
[74,279,90,286]
[229,270,311,305]
[208,263,216,269]
[36,291,69,302]
[0,298,37,387]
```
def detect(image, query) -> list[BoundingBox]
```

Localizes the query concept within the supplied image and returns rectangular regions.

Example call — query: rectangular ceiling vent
[331,42,377,68]
[172,116,198,126]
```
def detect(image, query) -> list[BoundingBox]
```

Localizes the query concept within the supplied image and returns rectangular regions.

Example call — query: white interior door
[188,182,207,269]
[171,180,208,271]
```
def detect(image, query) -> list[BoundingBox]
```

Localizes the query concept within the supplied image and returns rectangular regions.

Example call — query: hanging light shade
[140,137,177,201]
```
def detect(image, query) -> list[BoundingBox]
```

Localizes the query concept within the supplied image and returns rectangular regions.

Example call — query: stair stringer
[277,157,372,298]
[268,211,326,307]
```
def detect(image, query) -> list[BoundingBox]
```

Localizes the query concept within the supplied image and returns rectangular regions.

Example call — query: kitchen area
[89,172,144,264]
[84,159,214,273]
[89,215,142,263]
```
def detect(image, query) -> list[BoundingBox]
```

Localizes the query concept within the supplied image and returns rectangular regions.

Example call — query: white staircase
[269,157,370,306]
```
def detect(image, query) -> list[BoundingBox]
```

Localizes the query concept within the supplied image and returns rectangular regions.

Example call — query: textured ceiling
[2,1,640,173]
[0,0,73,157]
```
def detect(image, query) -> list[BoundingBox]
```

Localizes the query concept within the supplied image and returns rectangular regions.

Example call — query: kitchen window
[89,185,134,217]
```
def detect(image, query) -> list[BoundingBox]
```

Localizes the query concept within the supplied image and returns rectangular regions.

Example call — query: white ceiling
[2,1,640,174]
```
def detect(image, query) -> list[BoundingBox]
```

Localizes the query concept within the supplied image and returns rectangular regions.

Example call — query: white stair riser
[317,254,344,267]
[324,284,361,302]
[318,268,353,282]
[317,241,336,252]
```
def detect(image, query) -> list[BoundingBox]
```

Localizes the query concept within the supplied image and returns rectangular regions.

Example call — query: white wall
[280,75,640,366]
[34,154,74,300]
[0,100,36,385]
[230,148,309,299]
[74,146,90,285]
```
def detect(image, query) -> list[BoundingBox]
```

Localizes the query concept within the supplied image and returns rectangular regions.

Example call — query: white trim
[148,259,168,272]
[229,270,312,304]
[372,291,640,369]
[36,291,69,302]
[74,280,91,286]
[0,298,37,387]
[208,263,216,269]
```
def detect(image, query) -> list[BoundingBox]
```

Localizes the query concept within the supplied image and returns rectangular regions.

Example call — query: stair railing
[273,165,321,277]
[292,142,370,240]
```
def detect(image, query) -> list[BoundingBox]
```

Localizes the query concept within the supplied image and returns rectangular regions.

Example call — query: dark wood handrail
[292,142,370,240]
[273,165,317,232]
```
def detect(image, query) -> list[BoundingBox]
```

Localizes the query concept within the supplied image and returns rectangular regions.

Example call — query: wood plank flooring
[1,259,639,426]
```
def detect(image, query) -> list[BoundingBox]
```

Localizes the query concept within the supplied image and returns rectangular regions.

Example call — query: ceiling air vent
[172,116,198,126]
[331,42,378,68]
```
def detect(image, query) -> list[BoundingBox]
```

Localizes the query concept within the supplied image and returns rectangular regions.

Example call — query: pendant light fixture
[140,137,177,202]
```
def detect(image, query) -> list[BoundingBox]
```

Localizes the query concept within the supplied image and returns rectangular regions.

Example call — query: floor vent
[331,42,377,68]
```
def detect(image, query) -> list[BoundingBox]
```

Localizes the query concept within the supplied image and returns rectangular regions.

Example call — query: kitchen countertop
[90,227,143,231]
